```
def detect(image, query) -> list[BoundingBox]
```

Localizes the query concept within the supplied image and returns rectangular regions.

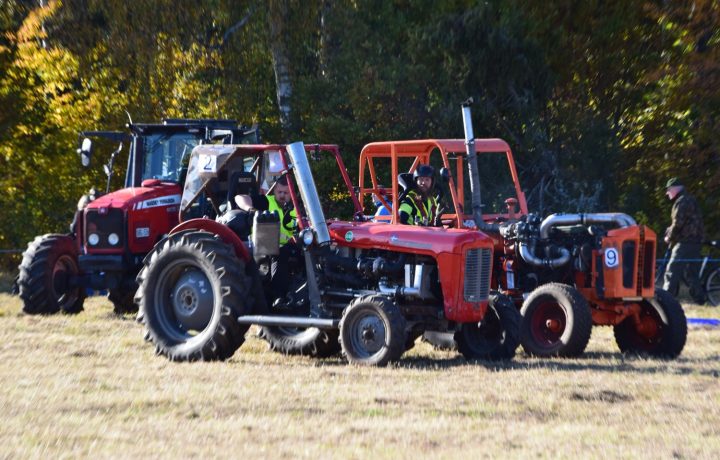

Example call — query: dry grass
[0,294,718,459]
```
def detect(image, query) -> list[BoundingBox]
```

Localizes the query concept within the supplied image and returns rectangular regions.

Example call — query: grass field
[0,293,718,459]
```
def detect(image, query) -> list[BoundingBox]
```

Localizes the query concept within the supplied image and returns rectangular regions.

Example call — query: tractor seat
[227,171,258,210]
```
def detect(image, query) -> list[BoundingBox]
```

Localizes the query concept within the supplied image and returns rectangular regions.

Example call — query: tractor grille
[84,208,125,249]
[463,248,492,302]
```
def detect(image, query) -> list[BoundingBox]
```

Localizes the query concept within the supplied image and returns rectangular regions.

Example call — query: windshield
[141,132,201,182]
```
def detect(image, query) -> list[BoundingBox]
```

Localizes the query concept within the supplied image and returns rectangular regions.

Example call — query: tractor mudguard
[170,218,251,262]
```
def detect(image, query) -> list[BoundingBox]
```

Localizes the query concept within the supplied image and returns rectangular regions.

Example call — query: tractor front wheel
[17,234,86,315]
[520,283,592,357]
[339,295,406,366]
[136,231,251,362]
[455,293,521,361]
[613,289,687,358]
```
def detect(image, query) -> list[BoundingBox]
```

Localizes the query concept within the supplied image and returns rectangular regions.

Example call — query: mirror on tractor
[78,138,93,167]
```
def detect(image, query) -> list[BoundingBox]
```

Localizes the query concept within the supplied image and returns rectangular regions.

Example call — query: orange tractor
[356,100,686,358]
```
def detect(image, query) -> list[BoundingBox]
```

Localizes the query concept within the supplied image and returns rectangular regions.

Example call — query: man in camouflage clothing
[663,177,706,304]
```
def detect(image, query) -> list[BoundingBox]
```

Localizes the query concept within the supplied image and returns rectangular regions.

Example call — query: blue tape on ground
[687,317,720,327]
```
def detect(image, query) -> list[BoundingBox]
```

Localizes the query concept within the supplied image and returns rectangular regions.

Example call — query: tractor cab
[177,142,361,236]
[77,119,259,189]
[357,139,528,228]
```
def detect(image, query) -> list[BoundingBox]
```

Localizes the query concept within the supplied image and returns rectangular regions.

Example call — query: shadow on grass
[377,351,720,376]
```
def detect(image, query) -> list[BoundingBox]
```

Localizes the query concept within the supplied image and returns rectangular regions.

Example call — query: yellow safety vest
[267,195,297,245]
[399,190,438,226]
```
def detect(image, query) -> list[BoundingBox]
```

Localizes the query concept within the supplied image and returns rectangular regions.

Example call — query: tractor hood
[86,181,182,212]
[328,221,493,256]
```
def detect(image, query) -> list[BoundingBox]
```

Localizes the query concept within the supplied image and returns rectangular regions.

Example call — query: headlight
[300,228,315,246]
[88,233,100,246]
[108,233,120,246]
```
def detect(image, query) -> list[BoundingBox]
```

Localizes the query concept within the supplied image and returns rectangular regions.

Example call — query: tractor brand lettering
[136,227,150,238]
[345,231,353,242]
[605,248,619,268]
[389,234,432,250]
[136,195,181,210]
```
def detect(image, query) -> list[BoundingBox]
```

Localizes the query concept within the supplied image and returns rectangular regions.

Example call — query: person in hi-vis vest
[399,164,439,226]
[236,175,299,308]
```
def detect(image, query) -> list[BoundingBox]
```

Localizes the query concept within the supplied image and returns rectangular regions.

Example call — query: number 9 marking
[605,248,619,268]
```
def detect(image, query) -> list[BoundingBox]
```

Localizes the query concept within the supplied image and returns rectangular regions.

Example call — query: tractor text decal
[135,195,181,210]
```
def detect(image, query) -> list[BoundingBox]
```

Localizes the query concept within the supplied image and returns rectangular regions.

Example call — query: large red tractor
[17,119,258,315]
[356,101,686,359]
[135,110,521,366]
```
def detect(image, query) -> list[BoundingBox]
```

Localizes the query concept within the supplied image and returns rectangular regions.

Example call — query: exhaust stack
[286,141,331,245]
[461,99,499,233]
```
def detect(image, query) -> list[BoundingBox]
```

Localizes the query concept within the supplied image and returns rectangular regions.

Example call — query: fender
[169,218,251,263]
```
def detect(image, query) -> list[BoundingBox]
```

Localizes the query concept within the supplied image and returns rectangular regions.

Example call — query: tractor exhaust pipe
[519,212,638,268]
[237,314,339,329]
[287,141,331,245]
[461,99,499,233]
[539,213,637,239]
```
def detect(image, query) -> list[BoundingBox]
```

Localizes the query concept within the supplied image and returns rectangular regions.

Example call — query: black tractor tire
[520,283,592,358]
[613,289,687,358]
[455,292,521,361]
[421,331,457,350]
[135,231,252,362]
[108,286,139,315]
[339,295,407,366]
[17,234,86,315]
[258,327,341,358]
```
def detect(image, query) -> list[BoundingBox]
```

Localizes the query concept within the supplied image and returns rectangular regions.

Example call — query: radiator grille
[464,248,492,302]
[84,208,125,249]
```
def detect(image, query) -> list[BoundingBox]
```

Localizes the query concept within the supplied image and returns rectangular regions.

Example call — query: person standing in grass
[663,177,706,304]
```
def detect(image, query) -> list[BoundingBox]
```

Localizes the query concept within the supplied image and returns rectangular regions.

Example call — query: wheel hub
[532,301,566,346]
[545,318,562,333]
[354,315,385,355]
[171,269,214,331]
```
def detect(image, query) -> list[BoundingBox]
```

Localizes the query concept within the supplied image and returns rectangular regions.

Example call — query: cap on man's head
[666,177,683,188]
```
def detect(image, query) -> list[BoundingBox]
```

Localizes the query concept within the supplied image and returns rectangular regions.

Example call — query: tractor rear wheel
[17,234,86,315]
[520,283,592,358]
[455,293,521,361]
[258,327,341,357]
[339,295,406,366]
[136,231,251,361]
[613,289,687,358]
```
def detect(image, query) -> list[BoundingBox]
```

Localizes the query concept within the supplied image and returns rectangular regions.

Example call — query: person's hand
[664,235,670,245]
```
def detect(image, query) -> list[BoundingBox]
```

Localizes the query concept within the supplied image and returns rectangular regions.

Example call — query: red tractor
[17,119,259,315]
[135,111,521,366]
[356,100,686,358]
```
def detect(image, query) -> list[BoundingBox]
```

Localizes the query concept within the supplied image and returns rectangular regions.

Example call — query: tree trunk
[268,0,293,138]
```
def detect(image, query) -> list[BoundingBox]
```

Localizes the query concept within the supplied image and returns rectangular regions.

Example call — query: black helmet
[413,164,435,181]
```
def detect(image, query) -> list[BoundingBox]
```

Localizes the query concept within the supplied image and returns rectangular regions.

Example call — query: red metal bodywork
[328,221,494,322]
[80,181,181,255]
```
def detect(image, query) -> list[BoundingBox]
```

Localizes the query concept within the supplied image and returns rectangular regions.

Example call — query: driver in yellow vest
[399,165,439,226]
[236,175,298,308]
